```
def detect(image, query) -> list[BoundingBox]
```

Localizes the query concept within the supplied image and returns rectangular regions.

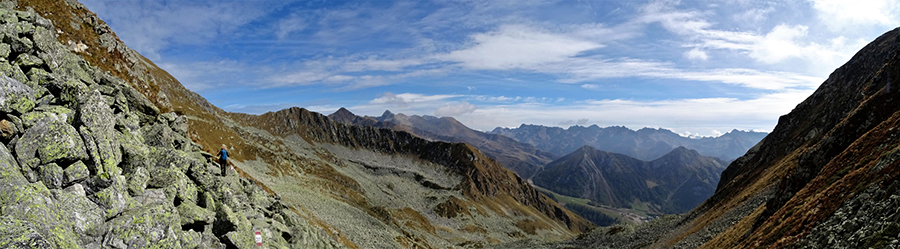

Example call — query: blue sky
[80,0,900,137]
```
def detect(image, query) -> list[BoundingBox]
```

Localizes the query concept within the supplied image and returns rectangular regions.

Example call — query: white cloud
[370,92,460,106]
[441,25,603,70]
[684,48,708,61]
[434,102,477,117]
[810,0,900,32]
[276,13,307,40]
[581,84,601,90]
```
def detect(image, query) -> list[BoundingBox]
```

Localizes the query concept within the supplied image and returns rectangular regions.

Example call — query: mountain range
[329,108,557,179]
[533,146,726,214]
[491,124,767,161]
[498,26,900,249]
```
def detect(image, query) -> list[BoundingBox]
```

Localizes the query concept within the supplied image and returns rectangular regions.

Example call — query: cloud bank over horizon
[81,0,900,136]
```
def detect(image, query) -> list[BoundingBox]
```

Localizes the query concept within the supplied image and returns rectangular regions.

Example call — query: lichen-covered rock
[92,175,136,219]
[14,117,86,168]
[126,166,149,196]
[118,129,150,174]
[63,160,89,185]
[21,105,74,128]
[100,203,182,248]
[14,53,43,68]
[172,114,188,136]
[38,163,63,189]
[149,165,197,205]
[0,216,52,248]
[0,182,81,248]
[51,188,103,238]
[133,188,168,206]
[141,123,174,148]
[0,74,34,114]
[177,201,215,227]
[78,90,121,176]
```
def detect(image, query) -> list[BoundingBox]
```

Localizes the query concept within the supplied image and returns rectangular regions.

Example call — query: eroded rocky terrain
[0,0,591,248]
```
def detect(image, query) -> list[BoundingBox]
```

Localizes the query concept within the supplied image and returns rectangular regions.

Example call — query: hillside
[496,26,900,249]
[533,146,726,214]
[329,108,558,179]
[491,125,766,161]
[0,1,592,248]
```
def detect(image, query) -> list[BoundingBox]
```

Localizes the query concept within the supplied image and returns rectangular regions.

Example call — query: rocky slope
[491,125,766,161]
[533,146,726,214]
[0,2,341,247]
[497,26,900,249]
[329,108,558,179]
[0,1,592,248]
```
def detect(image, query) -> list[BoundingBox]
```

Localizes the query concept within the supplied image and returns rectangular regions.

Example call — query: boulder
[141,123,174,148]
[51,188,103,236]
[0,74,34,114]
[22,105,74,128]
[0,118,15,140]
[177,201,215,227]
[0,216,52,248]
[92,175,136,219]
[63,160,88,185]
[14,117,86,169]
[37,163,63,189]
[100,203,182,248]
[0,182,81,248]
[125,166,148,197]
[77,90,121,176]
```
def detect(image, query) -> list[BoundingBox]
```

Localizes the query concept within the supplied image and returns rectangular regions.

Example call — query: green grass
[532,185,657,226]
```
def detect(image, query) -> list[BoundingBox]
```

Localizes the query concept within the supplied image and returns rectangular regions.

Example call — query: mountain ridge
[491,124,767,161]
[532,145,726,214]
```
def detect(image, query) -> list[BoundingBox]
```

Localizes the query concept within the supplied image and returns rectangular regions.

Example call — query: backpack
[220,149,228,160]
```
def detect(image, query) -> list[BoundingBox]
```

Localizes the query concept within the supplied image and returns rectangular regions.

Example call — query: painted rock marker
[255,231,262,246]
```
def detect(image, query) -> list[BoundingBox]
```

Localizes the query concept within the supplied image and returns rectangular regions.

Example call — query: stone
[0,217,52,248]
[14,117,86,168]
[63,183,86,197]
[0,61,26,83]
[126,166,149,196]
[37,163,63,189]
[63,160,88,184]
[51,188,103,235]
[120,84,159,120]
[14,53,44,69]
[0,43,9,59]
[21,105,73,128]
[92,175,136,219]
[133,188,168,206]
[172,114,188,136]
[141,123,174,148]
[0,74,34,114]
[0,119,15,140]
[100,203,182,248]
[148,165,197,204]
[0,182,81,248]
[78,90,122,176]
[177,201,215,227]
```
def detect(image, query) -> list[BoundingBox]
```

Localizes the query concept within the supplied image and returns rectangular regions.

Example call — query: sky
[79,0,900,137]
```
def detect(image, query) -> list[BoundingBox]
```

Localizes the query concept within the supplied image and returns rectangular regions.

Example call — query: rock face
[491,125,767,161]
[533,146,726,214]
[329,108,558,179]
[499,26,900,248]
[0,2,343,248]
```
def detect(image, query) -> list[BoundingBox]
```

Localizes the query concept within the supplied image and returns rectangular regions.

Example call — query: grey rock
[126,166,148,196]
[0,74,34,114]
[38,163,63,189]
[21,105,73,129]
[14,117,86,168]
[63,183,86,197]
[100,203,181,248]
[0,216,53,248]
[14,53,43,69]
[63,160,89,184]
[141,123,174,148]
[52,187,103,236]
[133,188,168,206]
[172,114,188,136]
[92,175,136,219]
[77,90,121,176]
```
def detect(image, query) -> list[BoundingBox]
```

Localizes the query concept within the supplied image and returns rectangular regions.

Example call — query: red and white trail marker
[255,231,262,246]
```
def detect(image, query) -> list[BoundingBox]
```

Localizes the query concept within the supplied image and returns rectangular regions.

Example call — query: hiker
[216,144,228,176]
